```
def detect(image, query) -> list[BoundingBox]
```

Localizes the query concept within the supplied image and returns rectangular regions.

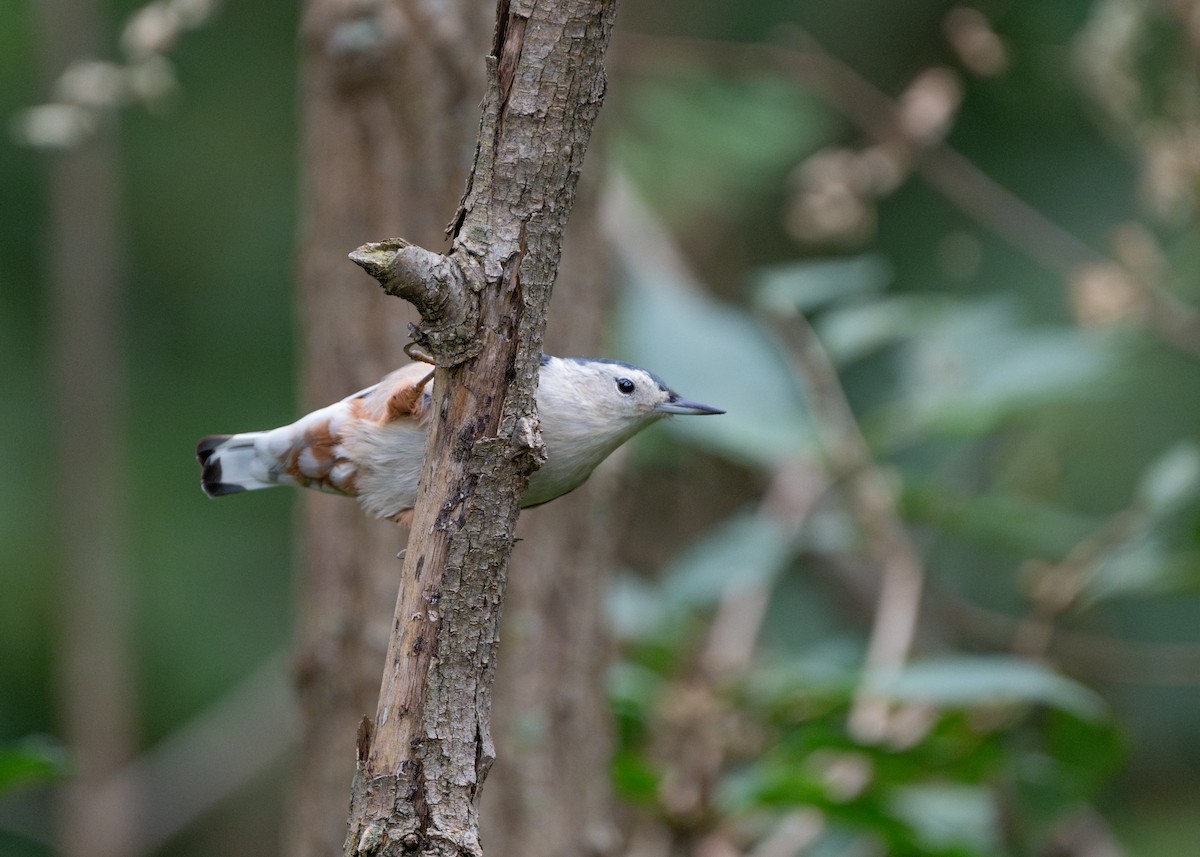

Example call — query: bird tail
[196,433,278,497]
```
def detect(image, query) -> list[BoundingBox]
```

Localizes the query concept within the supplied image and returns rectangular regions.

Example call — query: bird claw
[404,342,436,365]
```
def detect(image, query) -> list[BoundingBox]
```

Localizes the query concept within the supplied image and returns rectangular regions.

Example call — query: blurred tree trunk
[288,1,486,854]
[36,1,137,856]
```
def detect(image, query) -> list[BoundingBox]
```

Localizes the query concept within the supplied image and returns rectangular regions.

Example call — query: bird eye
[616,377,636,395]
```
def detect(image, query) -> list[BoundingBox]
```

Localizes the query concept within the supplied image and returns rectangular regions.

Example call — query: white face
[594,364,678,419]
[526,357,724,506]
[545,358,724,430]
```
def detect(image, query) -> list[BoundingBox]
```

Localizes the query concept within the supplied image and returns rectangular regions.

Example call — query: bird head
[538,356,723,442]
[512,356,724,506]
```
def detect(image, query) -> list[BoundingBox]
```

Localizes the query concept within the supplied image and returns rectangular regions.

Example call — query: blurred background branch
[81,655,294,857]
[768,311,928,745]
[14,0,220,150]
[613,28,1200,360]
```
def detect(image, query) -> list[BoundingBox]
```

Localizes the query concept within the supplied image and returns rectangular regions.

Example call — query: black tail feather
[196,434,230,465]
[196,434,242,497]
[203,478,246,497]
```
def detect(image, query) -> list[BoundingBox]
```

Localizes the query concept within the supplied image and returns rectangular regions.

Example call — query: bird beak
[655,396,725,416]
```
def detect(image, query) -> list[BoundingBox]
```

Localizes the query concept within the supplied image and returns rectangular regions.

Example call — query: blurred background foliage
[3,0,1200,855]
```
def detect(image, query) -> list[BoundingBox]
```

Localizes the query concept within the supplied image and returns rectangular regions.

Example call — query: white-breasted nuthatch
[196,354,724,523]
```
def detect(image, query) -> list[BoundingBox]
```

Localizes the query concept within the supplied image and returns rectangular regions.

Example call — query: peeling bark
[342,1,619,854]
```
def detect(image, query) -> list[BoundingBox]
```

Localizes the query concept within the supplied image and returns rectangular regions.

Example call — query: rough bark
[342,2,618,855]
[479,187,621,857]
[290,1,487,854]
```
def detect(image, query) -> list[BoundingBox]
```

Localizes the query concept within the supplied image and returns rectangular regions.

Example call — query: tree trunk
[289,1,487,854]
[36,1,137,855]
[341,1,619,854]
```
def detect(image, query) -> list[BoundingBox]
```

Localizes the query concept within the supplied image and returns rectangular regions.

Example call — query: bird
[196,354,724,523]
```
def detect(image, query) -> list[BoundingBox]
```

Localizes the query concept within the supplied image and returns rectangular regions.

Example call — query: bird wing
[270,361,435,496]
[348,362,436,424]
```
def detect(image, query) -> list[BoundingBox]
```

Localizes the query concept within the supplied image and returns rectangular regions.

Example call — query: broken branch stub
[349,238,481,365]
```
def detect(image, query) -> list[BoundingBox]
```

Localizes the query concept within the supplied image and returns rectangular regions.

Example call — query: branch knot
[349,239,482,364]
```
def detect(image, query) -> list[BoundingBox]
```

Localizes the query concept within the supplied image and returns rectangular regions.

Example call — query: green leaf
[1009,711,1125,840]
[659,512,794,611]
[886,783,1001,855]
[878,297,1115,438]
[1136,442,1200,515]
[815,295,950,364]
[1076,443,1200,602]
[0,737,65,795]
[752,255,892,316]
[612,751,661,803]
[608,661,666,711]
[801,825,880,857]
[1030,710,1125,805]
[1082,534,1194,602]
[741,647,862,709]
[617,277,813,468]
[866,656,1106,720]
[901,482,1097,560]
[615,73,832,228]
[607,574,670,640]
